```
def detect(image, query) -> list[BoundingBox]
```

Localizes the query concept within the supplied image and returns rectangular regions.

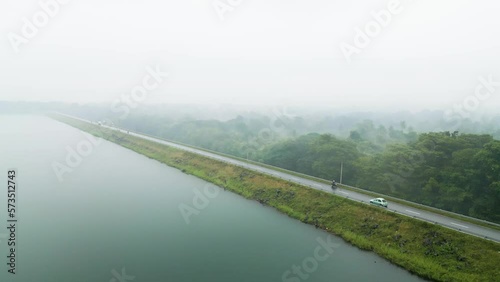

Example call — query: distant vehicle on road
[370,198,388,208]
[331,180,337,190]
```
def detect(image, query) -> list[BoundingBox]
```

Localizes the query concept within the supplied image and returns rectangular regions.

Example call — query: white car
[370,198,388,208]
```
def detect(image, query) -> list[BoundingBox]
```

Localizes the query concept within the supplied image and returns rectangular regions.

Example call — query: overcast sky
[0,0,499,112]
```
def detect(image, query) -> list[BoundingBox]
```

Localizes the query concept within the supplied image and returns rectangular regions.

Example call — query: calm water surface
[0,115,424,282]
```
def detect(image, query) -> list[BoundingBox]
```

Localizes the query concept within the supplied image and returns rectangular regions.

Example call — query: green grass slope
[51,114,500,282]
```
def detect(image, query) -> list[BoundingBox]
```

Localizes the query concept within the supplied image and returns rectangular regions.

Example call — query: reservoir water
[0,115,424,282]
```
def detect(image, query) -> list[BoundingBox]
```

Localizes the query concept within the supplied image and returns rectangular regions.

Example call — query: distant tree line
[2,101,499,221]
[109,113,500,223]
[261,131,500,223]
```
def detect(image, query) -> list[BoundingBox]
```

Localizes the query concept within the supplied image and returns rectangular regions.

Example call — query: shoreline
[50,114,500,282]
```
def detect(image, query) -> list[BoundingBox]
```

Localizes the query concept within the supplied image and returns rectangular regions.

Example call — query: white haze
[0,0,499,113]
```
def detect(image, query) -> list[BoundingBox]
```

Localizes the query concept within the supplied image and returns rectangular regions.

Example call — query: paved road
[60,114,500,243]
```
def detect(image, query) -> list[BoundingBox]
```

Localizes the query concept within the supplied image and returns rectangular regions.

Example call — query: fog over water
[1,1,499,280]
[0,115,424,281]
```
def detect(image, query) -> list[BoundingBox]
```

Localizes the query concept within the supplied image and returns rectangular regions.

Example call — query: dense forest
[99,112,500,223]
[262,132,500,223]
[3,102,499,222]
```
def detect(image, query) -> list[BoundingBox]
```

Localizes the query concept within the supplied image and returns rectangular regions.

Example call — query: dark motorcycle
[331,181,337,190]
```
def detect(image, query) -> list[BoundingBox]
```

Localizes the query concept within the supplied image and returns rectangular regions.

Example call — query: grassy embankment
[51,114,500,282]
[89,121,500,232]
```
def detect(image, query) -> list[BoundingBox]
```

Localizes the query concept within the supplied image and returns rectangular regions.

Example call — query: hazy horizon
[1,2,500,281]
[1,0,499,114]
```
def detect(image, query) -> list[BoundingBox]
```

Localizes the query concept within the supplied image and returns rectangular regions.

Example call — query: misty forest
[11,102,498,223]
[3,1,500,281]
[114,113,500,223]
